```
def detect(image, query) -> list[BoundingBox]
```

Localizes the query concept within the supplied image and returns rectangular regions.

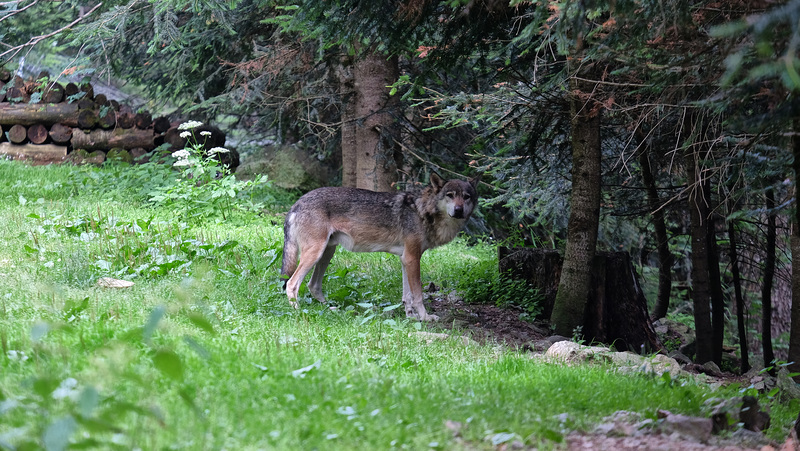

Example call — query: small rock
[413,331,476,346]
[656,409,713,443]
[701,360,722,376]
[444,420,463,437]
[97,277,134,288]
[667,350,693,365]
[777,368,800,402]
[545,341,611,364]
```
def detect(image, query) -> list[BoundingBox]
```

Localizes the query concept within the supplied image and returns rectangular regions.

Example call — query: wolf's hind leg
[308,245,336,304]
[286,239,328,309]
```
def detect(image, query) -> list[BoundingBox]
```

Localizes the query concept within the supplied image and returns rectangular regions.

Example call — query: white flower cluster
[172,148,192,167]
[178,120,203,130]
[7,350,28,362]
[207,147,230,155]
[52,377,80,401]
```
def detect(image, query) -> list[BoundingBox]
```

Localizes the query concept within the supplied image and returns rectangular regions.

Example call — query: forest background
[2,0,800,374]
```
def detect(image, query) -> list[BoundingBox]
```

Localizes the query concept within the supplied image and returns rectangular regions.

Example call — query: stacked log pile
[0,67,231,167]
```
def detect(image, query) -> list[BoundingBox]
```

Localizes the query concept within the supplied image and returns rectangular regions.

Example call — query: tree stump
[97,109,117,129]
[117,112,135,129]
[64,82,80,100]
[499,247,663,353]
[27,124,48,144]
[153,116,171,134]
[41,82,65,103]
[134,111,152,129]
[8,124,27,143]
[77,110,98,129]
[94,93,109,106]
[49,123,73,144]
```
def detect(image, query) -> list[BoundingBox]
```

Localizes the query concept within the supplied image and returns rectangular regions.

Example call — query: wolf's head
[430,172,480,220]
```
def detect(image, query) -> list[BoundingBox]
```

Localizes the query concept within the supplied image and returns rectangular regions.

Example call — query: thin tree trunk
[727,219,750,374]
[638,146,672,320]
[762,186,776,373]
[338,54,358,188]
[550,75,602,337]
[685,147,715,364]
[791,118,800,381]
[707,204,725,365]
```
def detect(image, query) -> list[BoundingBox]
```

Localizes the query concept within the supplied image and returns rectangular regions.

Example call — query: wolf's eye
[464,194,471,200]
[446,192,455,198]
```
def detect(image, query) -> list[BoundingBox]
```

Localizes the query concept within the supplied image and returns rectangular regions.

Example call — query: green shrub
[453,257,543,320]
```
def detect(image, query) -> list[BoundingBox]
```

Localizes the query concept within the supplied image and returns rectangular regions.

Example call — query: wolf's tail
[280,212,298,286]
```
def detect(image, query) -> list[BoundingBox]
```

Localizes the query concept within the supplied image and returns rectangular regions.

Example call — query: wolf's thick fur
[281,173,479,321]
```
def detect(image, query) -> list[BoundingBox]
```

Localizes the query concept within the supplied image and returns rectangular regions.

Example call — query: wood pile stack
[0,67,231,167]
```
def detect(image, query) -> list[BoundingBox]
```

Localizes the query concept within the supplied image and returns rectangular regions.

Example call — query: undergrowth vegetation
[0,159,796,449]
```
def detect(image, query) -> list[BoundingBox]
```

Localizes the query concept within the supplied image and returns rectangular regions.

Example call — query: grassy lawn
[0,159,795,450]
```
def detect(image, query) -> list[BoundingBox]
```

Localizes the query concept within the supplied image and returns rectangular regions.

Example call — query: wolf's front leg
[400,250,439,322]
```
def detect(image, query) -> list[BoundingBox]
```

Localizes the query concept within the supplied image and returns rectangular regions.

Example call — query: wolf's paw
[413,312,439,322]
[289,300,299,309]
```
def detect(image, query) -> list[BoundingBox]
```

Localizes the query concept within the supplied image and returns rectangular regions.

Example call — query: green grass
[0,159,795,449]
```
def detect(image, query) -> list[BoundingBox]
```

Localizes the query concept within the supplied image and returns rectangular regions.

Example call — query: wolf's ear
[468,174,482,190]
[429,172,446,190]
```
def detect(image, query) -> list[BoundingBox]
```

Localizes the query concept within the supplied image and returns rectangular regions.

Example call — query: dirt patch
[426,292,552,348]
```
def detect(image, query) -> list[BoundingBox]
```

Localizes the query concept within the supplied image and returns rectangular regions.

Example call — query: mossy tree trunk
[351,47,399,192]
[550,73,602,337]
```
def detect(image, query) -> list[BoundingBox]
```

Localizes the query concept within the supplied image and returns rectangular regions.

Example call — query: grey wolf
[281,173,480,321]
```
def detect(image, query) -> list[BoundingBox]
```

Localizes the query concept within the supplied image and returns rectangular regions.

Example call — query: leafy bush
[64,126,293,223]
[147,121,271,221]
[452,257,543,320]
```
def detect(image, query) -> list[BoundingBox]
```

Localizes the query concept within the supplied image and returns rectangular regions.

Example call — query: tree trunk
[0,142,66,161]
[762,186,777,373]
[550,75,602,337]
[117,112,135,129]
[685,146,715,364]
[77,110,98,129]
[707,206,725,365]
[352,48,399,191]
[638,146,673,320]
[0,103,80,127]
[71,128,155,151]
[501,247,662,352]
[27,124,48,144]
[8,124,27,144]
[41,82,65,104]
[48,123,73,144]
[134,111,152,129]
[727,219,750,374]
[790,117,800,381]
[338,55,358,188]
[97,109,117,129]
